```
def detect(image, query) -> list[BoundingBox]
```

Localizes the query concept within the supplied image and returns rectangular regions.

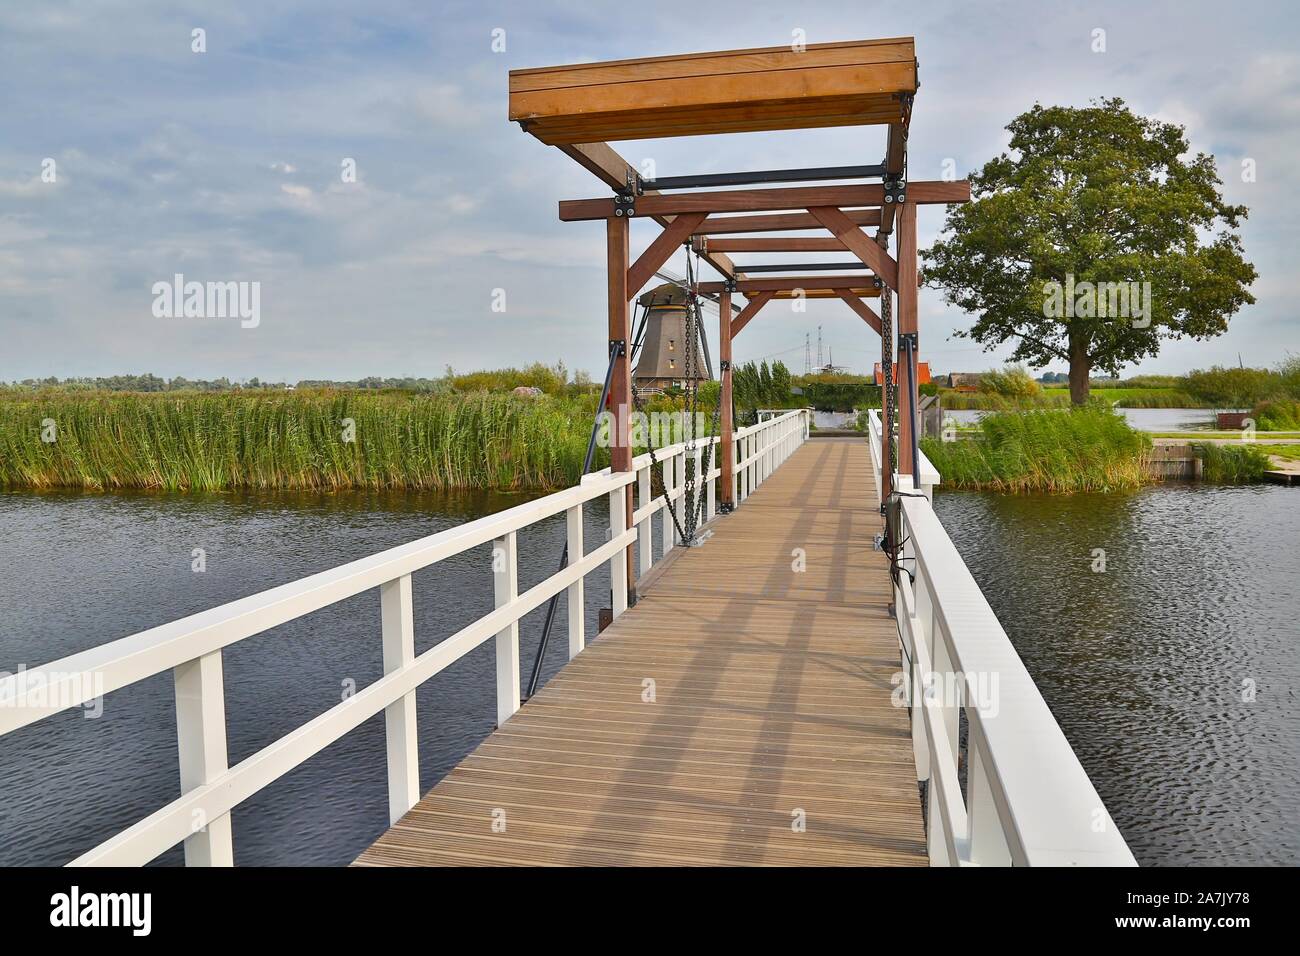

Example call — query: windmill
[630,268,727,392]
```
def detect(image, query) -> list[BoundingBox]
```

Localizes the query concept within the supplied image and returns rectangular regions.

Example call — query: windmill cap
[637,282,690,308]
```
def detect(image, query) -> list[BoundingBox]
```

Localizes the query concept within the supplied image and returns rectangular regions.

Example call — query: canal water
[0,488,625,867]
[942,407,1230,431]
[934,483,1300,866]
[2,482,1296,866]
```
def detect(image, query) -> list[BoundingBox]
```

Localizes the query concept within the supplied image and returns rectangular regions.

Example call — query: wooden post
[718,289,734,511]
[607,216,636,599]
[896,201,919,478]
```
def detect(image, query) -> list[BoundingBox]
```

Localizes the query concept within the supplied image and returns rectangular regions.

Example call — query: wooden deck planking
[356,438,926,866]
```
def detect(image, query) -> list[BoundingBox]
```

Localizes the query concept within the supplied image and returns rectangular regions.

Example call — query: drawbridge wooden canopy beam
[517,36,968,516]
[510,38,917,145]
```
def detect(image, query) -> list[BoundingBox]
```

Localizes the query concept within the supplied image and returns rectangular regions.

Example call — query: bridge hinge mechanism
[883,173,906,205]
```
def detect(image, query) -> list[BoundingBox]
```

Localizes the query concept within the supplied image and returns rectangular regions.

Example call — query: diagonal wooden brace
[809,206,899,291]
[836,290,883,336]
[626,211,708,297]
[729,291,775,339]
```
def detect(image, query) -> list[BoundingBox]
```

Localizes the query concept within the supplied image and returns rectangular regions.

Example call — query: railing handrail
[866,407,1134,865]
[866,408,939,494]
[0,468,633,735]
[0,408,811,867]
[899,497,1135,865]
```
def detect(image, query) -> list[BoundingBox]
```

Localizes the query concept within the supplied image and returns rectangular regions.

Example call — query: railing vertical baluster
[493,532,520,726]
[637,464,652,577]
[739,436,748,501]
[609,485,629,616]
[662,453,676,552]
[566,504,585,659]
[173,650,234,866]
[380,574,420,824]
[966,734,1012,865]
[927,764,951,866]
[706,439,717,520]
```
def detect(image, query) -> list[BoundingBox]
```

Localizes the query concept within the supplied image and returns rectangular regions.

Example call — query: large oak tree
[923,99,1256,404]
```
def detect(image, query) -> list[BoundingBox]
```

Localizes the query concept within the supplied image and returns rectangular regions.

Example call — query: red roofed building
[874,362,930,386]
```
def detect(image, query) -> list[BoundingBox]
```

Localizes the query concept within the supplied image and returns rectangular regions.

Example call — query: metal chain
[881,285,897,471]
[630,298,690,547]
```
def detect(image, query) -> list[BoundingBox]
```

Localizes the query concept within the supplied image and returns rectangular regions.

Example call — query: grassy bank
[0,390,597,492]
[940,387,1203,410]
[920,406,1152,492]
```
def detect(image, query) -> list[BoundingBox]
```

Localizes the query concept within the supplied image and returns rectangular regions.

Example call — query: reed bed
[0,390,594,492]
[1195,442,1272,482]
[921,406,1151,493]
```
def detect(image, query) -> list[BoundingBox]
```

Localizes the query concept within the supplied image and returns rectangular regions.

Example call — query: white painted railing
[867,410,1135,866]
[0,409,810,867]
[866,408,939,502]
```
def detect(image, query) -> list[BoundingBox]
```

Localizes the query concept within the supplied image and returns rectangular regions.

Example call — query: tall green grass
[1195,443,1272,482]
[921,406,1151,492]
[1252,398,1300,431]
[0,390,594,492]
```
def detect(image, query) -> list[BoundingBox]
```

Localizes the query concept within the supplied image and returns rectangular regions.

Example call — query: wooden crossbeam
[836,290,882,336]
[729,291,775,338]
[692,208,880,236]
[697,237,848,253]
[698,275,876,294]
[559,182,969,222]
[772,287,879,299]
[626,212,707,296]
[809,206,899,291]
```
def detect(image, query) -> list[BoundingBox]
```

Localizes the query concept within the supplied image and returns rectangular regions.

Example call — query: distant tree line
[2,362,593,397]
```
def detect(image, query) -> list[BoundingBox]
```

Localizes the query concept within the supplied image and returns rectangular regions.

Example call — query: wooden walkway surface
[356,438,927,866]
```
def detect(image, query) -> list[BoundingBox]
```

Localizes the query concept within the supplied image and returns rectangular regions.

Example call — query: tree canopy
[923,99,1256,403]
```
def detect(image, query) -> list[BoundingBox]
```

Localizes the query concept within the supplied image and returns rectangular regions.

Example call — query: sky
[1,0,1297,383]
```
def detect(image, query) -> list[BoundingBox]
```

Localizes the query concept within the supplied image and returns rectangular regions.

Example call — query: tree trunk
[1068,338,1091,405]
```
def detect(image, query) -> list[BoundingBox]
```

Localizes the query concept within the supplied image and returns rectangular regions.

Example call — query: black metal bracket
[639,163,886,191]
[722,277,738,293]
[609,339,626,357]
[626,169,644,196]
[883,173,906,205]
[720,359,731,372]
[613,193,636,217]
[899,332,918,348]
[873,276,885,289]
[718,501,735,514]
